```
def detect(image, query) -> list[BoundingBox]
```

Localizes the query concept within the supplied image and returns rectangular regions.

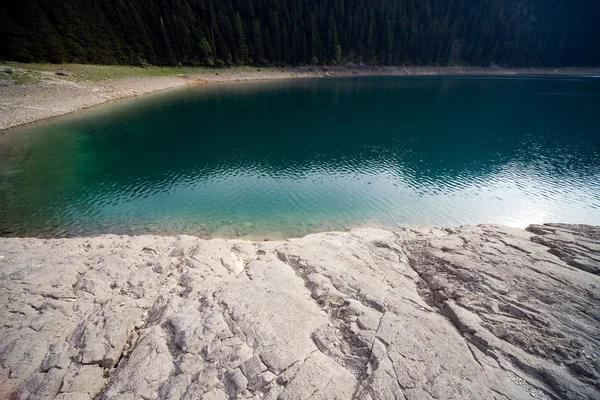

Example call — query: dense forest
[1,0,599,67]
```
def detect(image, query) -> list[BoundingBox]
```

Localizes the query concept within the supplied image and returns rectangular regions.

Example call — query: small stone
[555,347,569,359]
[153,262,165,273]
[248,371,276,391]
[241,355,267,379]
[224,368,248,398]
[61,364,106,397]
[55,394,95,400]
[569,362,598,379]
[170,244,186,257]
[570,339,584,349]
[29,316,47,332]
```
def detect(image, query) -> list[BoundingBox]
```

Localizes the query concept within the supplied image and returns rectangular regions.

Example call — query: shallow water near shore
[1,76,599,238]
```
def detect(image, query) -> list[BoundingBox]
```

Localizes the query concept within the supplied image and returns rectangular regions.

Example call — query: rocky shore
[0,223,598,399]
[1,64,599,132]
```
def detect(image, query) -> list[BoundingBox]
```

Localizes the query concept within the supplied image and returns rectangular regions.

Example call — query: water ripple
[0,76,599,238]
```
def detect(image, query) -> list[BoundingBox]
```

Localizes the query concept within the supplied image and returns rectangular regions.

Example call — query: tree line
[1,0,599,67]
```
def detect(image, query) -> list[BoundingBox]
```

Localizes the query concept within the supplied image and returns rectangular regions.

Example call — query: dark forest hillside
[1,0,599,67]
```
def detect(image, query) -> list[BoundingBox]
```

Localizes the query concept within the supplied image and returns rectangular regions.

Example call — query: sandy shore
[1,64,599,132]
[0,223,598,399]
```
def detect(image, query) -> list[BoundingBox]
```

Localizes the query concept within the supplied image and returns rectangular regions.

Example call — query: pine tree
[233,12,249,64]
[334,43,342,64]
[199,37,214,66]
[1,0,599,67]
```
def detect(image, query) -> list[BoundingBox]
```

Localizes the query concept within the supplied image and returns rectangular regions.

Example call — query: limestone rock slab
[0,224,598,399]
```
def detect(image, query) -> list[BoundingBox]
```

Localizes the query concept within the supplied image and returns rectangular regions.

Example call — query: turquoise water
[1,76,599,238]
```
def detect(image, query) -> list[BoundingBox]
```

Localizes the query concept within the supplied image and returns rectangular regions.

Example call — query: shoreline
[0,223,598,399]
[1,64,599,132]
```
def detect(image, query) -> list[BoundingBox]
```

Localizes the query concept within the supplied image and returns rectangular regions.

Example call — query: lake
[1,76,599,238]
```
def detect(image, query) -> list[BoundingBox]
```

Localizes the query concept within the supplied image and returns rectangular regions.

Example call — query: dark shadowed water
[1,76,599,238]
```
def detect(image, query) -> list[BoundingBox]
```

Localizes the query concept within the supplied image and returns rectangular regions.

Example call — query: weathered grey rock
[224,368,248,397]
[60,364,106,398]
[0,224,598,399]
[241,356,267,380]
[247,371,275,391]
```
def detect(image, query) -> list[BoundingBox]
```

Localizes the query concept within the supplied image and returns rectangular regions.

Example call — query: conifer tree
[1,0,599,67]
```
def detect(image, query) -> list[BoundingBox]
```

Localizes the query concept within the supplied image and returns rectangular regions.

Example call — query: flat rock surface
[0,223,598,399]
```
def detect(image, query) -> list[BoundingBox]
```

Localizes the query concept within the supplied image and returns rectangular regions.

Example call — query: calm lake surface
[1,76,599,238]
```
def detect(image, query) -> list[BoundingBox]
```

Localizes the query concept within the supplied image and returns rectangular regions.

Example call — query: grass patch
[0,67,42,84]
[5,62,259,82]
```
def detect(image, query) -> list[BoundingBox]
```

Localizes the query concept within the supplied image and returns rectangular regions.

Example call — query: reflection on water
[0,76,599,238]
